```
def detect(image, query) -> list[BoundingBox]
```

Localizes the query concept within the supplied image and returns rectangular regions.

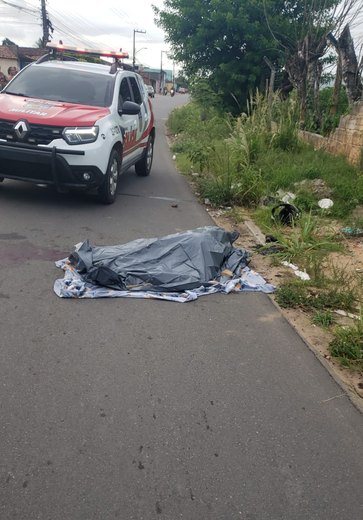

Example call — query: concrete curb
[243,215,363,415]
[269,296,363,414]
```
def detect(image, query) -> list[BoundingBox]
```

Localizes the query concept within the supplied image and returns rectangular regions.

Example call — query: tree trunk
[285,51,307,123]
[328,24,362,105]
[285,35,326,124]
[307,58,323,122]
[331,54,342,115]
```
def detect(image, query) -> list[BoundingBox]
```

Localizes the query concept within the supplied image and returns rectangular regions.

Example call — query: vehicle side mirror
[119,101,140,115]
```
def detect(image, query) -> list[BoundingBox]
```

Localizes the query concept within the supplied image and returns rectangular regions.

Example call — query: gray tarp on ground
[68,226,249,292]
[54,227,275,301]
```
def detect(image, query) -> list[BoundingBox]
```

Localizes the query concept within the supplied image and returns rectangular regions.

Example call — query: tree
[328,24,363,106]
[154,0,362,119]
[2,38,17,47]
[35,38,44,49]
[153,0,279,113]
[263,0,361,122]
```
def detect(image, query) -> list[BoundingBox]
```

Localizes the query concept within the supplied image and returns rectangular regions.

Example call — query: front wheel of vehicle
[98,149,121,204]
[135,135,154,177]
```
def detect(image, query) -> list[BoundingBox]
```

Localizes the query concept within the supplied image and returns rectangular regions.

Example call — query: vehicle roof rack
[36,42,130,74]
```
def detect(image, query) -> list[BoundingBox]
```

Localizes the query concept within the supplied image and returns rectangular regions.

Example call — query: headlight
[62,126,99,145]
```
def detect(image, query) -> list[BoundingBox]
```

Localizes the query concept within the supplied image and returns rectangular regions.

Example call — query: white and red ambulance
[0,44,155,203]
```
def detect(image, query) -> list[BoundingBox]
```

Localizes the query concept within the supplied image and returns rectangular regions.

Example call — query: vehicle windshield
[4,65,115,107]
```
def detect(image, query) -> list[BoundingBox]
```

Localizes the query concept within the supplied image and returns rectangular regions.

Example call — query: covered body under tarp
[54,227,275,302]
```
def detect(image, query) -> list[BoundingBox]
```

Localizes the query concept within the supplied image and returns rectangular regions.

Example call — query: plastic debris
[333,309,360,320]
[276,189,296,203]
[272,203,301,225]
[341,227,363,237]
[281,261,310,280]
[318,198,334,209]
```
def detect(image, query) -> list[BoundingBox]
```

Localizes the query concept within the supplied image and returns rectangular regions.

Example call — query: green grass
[253,146,361,218]
[168,94,363,373]
[275,280,356,312]
[312,310,335,328]
[169,100,363,218]
[174,153,194,175]
[251,213,342,270]
[329,323,363,369]
[275,282,308,308]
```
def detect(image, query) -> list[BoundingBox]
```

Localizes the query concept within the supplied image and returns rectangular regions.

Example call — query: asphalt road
[1,93,362,520]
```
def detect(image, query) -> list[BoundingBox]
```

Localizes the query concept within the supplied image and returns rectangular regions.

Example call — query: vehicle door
[117,76,140,170]
[128,75,149,158]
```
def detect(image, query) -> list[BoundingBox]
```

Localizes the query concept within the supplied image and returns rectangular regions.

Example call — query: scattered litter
[294,179,333,197]
[260,195,278,206]
[341,226,363,237]
[204,198,211,205]
[171,203,178,208]
[172,155,176,160]
[276,190,296,203]
[318,198,334,209]
[254,244,284,255]
[272,203,301,225]
[54,227,275,301]
[265,234,278,243]
[333,309,360,320]
[191,172,199,177]
[281,261,310,280]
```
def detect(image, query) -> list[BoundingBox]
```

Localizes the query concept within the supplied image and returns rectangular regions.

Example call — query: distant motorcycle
[170,88,175,97]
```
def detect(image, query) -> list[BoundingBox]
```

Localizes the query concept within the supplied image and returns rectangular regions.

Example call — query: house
[139,67,173,94]
[17,47,47,68]
[0,45,46,75]
[0,45,18,80]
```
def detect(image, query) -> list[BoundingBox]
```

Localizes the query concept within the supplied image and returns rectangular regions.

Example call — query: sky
[0,1,362,71]
[0,0,175,71]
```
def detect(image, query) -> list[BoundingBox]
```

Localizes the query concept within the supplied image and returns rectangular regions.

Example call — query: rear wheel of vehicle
[98,149,121,204]
[0,177,4,182]
[135,135,154,177]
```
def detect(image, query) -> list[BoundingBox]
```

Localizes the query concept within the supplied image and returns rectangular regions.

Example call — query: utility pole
[133,29,146,70]
[160,50,167,93]
[40,0,54,48]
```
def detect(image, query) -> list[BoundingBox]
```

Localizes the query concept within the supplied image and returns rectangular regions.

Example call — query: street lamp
[135,47,148,55]
[133,29,146,70]
[160,50,168,93]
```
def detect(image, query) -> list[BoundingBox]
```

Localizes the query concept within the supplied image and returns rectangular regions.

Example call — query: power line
[0,0,38,15]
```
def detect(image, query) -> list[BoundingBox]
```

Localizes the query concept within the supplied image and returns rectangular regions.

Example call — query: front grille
[0,119,65,145]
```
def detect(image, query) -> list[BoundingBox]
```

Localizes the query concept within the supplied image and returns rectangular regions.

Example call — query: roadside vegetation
[158,0,363,378]
[167,90,363,372]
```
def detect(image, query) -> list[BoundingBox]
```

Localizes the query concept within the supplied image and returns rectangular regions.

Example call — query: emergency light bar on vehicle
[45,42,129,59]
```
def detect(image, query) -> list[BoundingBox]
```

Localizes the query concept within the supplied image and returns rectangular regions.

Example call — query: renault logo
[14,120,29,140]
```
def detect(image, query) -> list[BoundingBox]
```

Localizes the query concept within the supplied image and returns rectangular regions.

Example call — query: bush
[275,283,308,308]
[168,90,363,218]
[330,324,363,369]
[198,140,265,207]
[304,87,349,136]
